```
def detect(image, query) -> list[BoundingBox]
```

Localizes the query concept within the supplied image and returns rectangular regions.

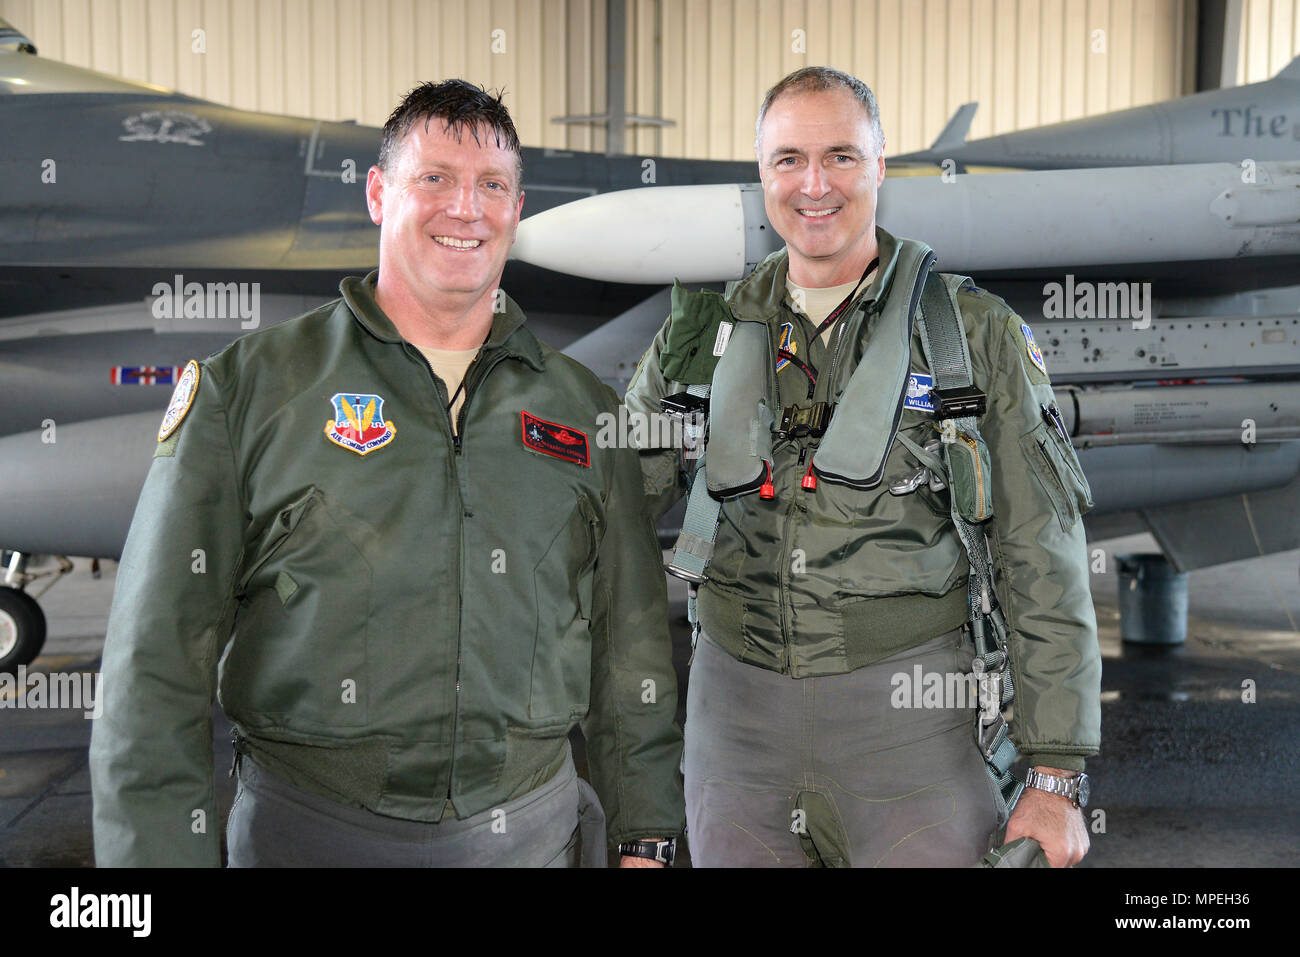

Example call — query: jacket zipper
[412,346,513,809]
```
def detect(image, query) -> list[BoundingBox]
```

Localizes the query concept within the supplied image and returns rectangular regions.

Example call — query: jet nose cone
[513,184,752,283]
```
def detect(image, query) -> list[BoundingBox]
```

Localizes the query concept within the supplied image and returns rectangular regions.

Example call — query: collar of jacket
[339,270,546,372]
[725,225,906,323]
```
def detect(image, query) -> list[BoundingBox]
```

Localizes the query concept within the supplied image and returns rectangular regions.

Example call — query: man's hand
[1004,769,1089,867]
[618,837,668,868]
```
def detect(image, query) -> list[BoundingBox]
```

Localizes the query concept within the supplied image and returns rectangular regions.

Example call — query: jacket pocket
[235,486,322,594]
[1021,421,1094,532]
[946,431,994,523]
[527,494,599,724]
[223,487,371,730]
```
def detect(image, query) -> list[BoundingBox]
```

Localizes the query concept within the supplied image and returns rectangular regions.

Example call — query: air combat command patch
[1022,321,1048,376]
[157,359,200,441]
[325,392,396,455]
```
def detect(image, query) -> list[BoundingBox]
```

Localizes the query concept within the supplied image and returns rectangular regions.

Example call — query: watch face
[1076,774,1091,807]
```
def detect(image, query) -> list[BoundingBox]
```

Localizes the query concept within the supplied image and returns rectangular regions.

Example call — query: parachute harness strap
[665,383,718,648]
[915,272,1024,822]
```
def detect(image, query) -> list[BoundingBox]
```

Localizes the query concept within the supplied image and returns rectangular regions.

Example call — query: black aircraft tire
[0,587,47,675]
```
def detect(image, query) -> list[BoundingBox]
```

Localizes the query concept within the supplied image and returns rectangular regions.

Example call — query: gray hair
[754,66,885,156]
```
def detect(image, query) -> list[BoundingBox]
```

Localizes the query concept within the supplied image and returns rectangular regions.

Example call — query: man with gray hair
[625,66,1100,867]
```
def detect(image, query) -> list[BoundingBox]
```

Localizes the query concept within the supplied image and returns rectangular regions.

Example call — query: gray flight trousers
[684,627,1001,867]
[226,742,607,867]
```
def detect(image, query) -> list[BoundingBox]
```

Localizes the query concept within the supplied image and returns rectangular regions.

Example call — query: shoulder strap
[915,271,1024,820]
[665,383,717,649]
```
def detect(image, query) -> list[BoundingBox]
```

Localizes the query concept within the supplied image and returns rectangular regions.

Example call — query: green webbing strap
[665,384,717,642]
[915,272,1024,822]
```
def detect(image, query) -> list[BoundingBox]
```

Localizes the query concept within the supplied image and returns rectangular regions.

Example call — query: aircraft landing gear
[0,550,71,675]
[0,586,46,675]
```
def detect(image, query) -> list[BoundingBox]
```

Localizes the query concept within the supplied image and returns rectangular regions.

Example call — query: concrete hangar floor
[1,534,1297,868]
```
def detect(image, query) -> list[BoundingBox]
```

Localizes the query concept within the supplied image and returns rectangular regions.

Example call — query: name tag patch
[521,411,591,468]
[903,371,935,413]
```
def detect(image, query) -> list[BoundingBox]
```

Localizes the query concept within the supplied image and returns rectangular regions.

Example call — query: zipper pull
[759,461,775,500]
[229,728,245,778]
[801,457,818,492]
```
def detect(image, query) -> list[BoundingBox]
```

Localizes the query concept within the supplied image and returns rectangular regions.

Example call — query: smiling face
[756,87,887,287]
[365,118,524,315]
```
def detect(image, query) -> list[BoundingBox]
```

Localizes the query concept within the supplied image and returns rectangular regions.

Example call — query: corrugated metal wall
[1238,0,1300,82]
[651,0,1195,160]
[2,0,1291,160]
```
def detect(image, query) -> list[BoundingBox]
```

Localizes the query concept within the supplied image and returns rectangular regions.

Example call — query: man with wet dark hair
[91,80,684,868]
[377,78,525,187]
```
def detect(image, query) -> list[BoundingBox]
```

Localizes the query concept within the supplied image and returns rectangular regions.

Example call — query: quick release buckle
[778,401,831,439]
[931,385,987,420]
[661,391,709,418]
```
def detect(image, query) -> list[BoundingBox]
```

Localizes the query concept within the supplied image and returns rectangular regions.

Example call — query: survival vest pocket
[946,431,994,523]
[661,281,734,384]
[1021,421,1094,532]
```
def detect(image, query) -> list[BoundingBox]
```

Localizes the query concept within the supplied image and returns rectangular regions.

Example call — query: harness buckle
[777,401,831,440]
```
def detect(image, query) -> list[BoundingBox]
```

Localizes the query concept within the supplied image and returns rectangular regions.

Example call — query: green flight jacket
[624,228,1101,771]
[90,272,684,866]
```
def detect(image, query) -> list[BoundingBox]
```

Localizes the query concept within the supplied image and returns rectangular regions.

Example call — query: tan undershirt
[786,266,878,346]
[416,345,480,434]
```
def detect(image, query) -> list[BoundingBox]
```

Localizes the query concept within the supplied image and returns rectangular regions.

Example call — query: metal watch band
[618,838,675,865]
[1025,768,1089,808]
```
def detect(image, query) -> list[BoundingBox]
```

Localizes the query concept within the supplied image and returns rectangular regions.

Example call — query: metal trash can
[1116,553,1188,645]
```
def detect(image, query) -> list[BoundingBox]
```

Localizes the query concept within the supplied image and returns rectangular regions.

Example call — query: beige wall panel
[730,0,759,157]
[541,0,569,150]
[992,0,1016,135]
[0,0,1198,160]
[1015,0,1040,128]
[708,0,733,159]
[1238,0,1300,83]
[513,0,544,148]
[1150,0,1178,101]
[118,0,149,83]
[874,0,903,146]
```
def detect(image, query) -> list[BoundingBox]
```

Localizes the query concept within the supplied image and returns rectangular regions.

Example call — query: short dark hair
[378,79,524,191]
[755,66,885,156]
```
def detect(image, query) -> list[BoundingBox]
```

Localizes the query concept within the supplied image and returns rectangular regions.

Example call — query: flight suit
[90,271,684,866]
[624,228,1100,866]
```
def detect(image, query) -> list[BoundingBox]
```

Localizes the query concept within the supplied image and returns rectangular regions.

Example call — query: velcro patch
[521,411,591,467]
[903,371,935,413]
[1022,322,1047,375]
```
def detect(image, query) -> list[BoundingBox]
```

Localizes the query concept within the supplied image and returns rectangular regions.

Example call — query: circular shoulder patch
[158,360,200,442]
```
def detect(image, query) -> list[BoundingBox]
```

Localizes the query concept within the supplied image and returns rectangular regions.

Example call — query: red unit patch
[521,411,591,467]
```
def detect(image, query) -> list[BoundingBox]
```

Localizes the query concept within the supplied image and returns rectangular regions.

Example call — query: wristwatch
[618,838,676,865]
[1024,768,1091,808]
